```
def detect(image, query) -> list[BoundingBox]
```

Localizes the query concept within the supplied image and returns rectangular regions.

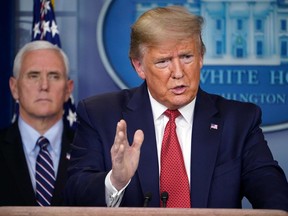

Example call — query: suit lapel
[124,83,160,206]
[2,122,73,206]
[51,125,74,205]
[122,84,222,207]
[2,123,37,205]
[191,89,222,207]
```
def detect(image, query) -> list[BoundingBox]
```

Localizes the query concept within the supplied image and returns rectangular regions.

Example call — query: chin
[35,111,56,118]
[175,95,192,104]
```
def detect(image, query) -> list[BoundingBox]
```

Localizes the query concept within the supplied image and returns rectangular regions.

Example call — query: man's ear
[9,77,19,100]
[65,79,74,102]
[131,58,146,80]
[199,55,203,69]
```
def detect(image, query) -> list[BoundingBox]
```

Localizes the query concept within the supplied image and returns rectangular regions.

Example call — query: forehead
[21,49,65,71]
[146,38,199,56]
[23,49,62,60]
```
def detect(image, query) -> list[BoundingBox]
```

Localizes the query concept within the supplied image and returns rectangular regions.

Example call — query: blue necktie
[35,136,55,206]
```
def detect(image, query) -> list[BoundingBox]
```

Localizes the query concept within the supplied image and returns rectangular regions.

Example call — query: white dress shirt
[150,94,195,183]
[18,116,63,192]
[105,90,196,206]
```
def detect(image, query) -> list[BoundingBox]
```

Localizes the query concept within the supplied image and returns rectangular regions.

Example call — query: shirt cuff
[105,170,131,207]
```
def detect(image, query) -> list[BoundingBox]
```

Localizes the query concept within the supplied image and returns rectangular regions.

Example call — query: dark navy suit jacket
[65,82,288,211]
[0,122,74,206]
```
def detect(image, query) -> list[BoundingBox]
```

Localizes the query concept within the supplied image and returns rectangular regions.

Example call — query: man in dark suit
[0,40,74,206]
[64,6,288,210]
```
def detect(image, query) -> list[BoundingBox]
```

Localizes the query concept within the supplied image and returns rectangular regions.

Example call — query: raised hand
[110,119,144,190]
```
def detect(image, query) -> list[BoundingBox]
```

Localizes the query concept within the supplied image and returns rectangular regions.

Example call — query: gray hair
[13,40,69,78]
[129,6,206,60]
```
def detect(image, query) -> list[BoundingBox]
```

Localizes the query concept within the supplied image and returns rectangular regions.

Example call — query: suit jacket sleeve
[240,106,288,210]
[64,92,125,206]
[190,89,288,210]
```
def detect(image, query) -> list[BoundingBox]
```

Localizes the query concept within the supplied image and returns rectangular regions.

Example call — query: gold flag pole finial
[51,0,55,8]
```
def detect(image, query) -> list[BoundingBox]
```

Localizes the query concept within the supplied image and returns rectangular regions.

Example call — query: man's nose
[38,76,49,90]
[170,59,184,79]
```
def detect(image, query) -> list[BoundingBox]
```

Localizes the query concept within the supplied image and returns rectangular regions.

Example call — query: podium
[0,207,287,216]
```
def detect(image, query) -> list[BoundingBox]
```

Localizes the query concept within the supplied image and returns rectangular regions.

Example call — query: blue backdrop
[1,0,287,208]
[0,0,15,129]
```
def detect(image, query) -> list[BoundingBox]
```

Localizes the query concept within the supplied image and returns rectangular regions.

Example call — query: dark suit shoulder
[82,87,138,106]
[75,83,150,133]
[0,127,9,142]
[199,89,261,115]
[0,123,21,146]
[78,86,141,116]
[0,123,37,206]
[0,124,12,137]
[196,89,263,134]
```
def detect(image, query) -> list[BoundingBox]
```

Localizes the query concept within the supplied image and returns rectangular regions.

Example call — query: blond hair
[129,6,206,60]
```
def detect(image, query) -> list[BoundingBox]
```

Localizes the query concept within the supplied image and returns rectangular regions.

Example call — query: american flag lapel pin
[66,152,71,160]
[210,123,218,130]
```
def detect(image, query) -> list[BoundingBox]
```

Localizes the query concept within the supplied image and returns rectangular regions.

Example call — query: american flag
[210,123,218,130]
[32,0,61,46]
[31,0,77,130]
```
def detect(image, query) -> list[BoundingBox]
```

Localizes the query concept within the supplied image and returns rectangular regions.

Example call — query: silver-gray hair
[13,40,69,78]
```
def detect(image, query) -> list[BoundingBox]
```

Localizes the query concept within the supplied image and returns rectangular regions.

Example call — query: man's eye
[27,73,40,79]
[48,73,61,80]
[155,59,169,68]
[181,55,193,64]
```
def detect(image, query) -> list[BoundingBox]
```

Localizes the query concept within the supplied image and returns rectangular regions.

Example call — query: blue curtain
[0,0,15,129]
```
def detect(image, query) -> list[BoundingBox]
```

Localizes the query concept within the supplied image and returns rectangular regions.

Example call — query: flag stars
[35,20,60,39]
[33,22,41,38]
[31,0,75,129]
[70,95,75,104]
[66,109,77,127]
[50,20,59,37]
[41,20,51,36]
[42,0,51,15]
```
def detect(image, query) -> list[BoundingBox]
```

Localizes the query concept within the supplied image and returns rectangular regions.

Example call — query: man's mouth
[171,85,186,94]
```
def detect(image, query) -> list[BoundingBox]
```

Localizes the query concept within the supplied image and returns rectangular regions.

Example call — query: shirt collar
[148,89,196,124]
[18,116,63,154]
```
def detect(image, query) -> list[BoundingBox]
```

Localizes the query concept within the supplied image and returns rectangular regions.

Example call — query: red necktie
[160,109,191,208]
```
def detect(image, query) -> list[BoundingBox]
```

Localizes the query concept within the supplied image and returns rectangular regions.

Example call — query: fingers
[111,119,144,159]
[115,119,127,142]
[112,120,127,153]
[132,129,144,150]
[110,120,144,190]
[113,120,144,150]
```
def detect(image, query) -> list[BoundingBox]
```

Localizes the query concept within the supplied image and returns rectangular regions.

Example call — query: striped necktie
[35,136,55,206]
[160,109,191,208]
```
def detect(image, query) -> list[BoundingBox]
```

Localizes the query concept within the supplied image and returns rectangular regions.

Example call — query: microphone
[160,191,169,208]
[143,192,152,207]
